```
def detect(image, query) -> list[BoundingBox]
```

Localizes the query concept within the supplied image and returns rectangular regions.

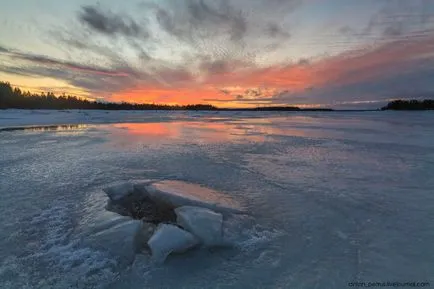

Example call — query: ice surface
[175,206,223,246]
[1,110,434,288]
[147,224,199,263]
[146,180,245,214]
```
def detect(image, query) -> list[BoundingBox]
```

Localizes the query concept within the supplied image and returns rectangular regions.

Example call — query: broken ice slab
[145,180,245,214]
[175,206,224,247]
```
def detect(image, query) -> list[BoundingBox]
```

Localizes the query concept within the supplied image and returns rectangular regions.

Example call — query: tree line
[0,81,217,110]
[381,99,434,110]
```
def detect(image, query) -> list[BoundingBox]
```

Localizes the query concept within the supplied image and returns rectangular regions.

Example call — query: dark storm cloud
[78,5,148,38]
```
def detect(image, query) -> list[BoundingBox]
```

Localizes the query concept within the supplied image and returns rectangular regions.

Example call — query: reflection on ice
[104,122,267,144]
[101,120,312,145]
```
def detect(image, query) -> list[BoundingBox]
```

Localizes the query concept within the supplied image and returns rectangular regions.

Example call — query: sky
[1,0,434,108]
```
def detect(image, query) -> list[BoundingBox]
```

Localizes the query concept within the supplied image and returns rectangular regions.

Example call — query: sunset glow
[1,0,434,108]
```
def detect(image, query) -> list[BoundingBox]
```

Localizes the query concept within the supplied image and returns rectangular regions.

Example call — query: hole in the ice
[105,189,177,225]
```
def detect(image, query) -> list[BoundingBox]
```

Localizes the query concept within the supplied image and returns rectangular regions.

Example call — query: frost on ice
[99,180,251,263]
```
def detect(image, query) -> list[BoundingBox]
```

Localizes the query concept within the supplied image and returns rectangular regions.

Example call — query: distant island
[0,81,332,111]
[381,100,434,110]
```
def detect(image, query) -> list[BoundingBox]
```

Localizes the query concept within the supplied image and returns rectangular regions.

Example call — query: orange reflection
[113,123,173,137]
[104,121,269,146]
[102,116,332,148]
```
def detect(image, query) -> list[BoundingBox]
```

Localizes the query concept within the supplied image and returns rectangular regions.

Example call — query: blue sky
[1,0,434,108]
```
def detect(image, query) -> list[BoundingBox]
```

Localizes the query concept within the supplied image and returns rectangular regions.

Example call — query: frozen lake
[0,110,433,288]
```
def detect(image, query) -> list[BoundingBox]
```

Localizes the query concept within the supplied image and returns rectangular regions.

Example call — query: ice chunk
[103,182,134,201]
[145,180,244,214]
[147,224,199,263]
[175,206,223,246]
[133,179,156,197]
[80,211,143,267]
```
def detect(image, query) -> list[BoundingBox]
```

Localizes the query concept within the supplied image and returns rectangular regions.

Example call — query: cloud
[0,46,143,96]
[340,0,434,42]
[265,23,290,39]
[5,31,434,107]
[0,45,9,53]
[0,48,130,77]
[151,0,249,50]
[184,0,247,42]
[78,5,148,38]
[5,0,434,108]
[269,35,434,107]
[19,55,129,77]
[219,89,230,95]
[149,0,297,59]
[383,24,403,37]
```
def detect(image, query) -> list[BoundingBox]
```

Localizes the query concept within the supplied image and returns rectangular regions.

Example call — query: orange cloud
[111,85,236,106]
[109,63,317,107]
